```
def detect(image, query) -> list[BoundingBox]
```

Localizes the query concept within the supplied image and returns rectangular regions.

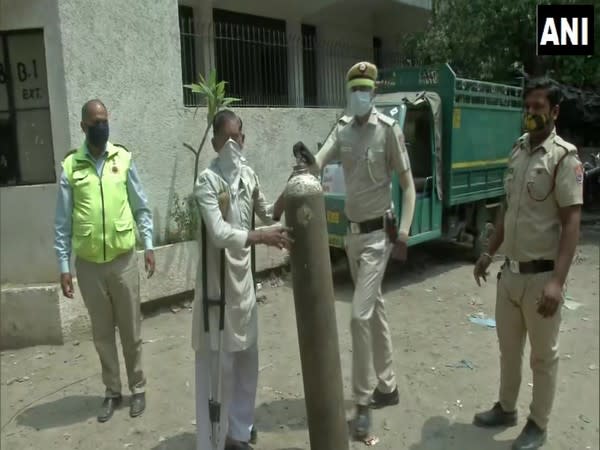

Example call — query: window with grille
[179,5,197,107]
[212,9,289,106]
[0,29,55,187]
[302,24,317,107]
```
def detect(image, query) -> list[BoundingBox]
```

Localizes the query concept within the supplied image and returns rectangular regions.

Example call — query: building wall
[183,107,341,202]
[1,0,184,284]
[58,0,184,242]
[1,105,340,285]
[176,0,430,106]
[1,0,425,285]
[374,3,431,61]
[0,0,70,285]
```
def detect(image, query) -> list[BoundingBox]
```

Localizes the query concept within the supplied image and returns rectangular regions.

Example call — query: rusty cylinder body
[284,167,349,450]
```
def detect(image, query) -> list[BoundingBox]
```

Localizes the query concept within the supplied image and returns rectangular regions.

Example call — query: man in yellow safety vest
[54,99,155,423]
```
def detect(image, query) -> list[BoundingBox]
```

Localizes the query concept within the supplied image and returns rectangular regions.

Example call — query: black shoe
[512,420,547,450]
[249,425,257,445]
[130,393,146,418]
[97,395,122,423]
[473,402,518,428]
[369,386,399,409]
[353,405,371,440]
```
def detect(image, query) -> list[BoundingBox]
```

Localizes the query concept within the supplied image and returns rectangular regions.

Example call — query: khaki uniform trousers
[75,250,145,397]
[345,229,396,406]
[496,266,561,429]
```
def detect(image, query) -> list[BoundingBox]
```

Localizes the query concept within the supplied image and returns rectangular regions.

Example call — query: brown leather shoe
[130,393,146,418]
[473,402,517,428]
[97,395,122,423]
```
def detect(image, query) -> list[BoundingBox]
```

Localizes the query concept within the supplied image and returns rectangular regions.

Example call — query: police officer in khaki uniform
[473,79,583,450]
[310,62,416,440]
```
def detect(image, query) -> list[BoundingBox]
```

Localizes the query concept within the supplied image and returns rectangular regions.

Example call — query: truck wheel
[471,204,494,262]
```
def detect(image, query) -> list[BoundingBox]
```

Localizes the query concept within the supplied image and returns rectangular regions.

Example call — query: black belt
[505,258,554,274]
[348,217,384,234]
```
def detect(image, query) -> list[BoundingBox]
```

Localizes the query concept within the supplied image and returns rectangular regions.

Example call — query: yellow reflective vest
[62,142,135,263]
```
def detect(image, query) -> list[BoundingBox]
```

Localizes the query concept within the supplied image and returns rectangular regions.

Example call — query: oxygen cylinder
[284,166,349,450]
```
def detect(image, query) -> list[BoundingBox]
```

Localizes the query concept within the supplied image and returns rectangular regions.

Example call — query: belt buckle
[508,260,520,274]
[349,222,361,234]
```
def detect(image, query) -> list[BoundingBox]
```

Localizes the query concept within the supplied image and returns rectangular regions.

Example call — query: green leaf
[184,83,206,94]
[221,97,240,107]
[208,69,217,88]
[216,81,226,99]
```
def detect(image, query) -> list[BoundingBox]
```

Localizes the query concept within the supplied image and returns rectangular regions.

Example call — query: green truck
[322,64,523,260]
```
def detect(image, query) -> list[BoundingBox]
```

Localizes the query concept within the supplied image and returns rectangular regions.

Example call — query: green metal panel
[378,65,456,202]
[408,229,442,245]
[378,64,523,206]
[324,193,348,249]
[449,104,522,205]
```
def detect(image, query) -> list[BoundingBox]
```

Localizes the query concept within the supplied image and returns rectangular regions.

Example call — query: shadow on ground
[254,397,355,432]
[150,432,195,450]
[331,239,474,303]
[16,395,103,430]
[148,431,304,450]
[408,416,513,450]
[254,398,308,432]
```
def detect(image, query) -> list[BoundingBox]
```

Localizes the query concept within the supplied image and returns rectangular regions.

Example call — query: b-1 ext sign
[537,4,595,56]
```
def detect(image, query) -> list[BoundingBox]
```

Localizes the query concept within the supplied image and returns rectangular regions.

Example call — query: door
[387,103,442,245]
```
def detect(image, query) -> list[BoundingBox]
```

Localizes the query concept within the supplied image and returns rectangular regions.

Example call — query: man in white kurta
[193,110,288,450]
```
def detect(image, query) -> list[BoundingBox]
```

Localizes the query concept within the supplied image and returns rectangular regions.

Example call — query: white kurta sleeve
[252,174,276,226]
[195,173,248,249]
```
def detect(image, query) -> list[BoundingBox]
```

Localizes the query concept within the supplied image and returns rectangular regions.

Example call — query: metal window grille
[178,16,407,108]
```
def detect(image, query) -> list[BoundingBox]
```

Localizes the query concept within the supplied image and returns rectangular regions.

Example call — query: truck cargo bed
[378,64,523,206]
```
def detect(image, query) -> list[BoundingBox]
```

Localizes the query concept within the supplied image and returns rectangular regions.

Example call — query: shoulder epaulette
[553,135,577,153]
[377,112,396,126]
[113,144,130,152]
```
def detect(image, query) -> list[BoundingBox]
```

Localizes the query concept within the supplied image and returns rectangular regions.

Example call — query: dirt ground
[1,223,598,450]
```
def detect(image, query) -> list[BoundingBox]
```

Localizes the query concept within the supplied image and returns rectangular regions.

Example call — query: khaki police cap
[346,61,378,89]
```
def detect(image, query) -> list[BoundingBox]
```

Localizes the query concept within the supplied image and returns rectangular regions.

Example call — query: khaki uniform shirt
[192,160,275,353]
[502,128,583,261]
[315,108,411,223]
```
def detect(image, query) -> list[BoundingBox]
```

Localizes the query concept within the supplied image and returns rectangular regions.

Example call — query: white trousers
[195,344,258,450]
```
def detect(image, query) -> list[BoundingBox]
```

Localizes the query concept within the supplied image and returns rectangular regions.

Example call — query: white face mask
[217,138,246,190]
[348,90,373,117]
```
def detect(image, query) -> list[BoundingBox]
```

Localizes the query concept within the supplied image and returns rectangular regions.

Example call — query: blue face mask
[87,122,109,148]
[348,91,373,117]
